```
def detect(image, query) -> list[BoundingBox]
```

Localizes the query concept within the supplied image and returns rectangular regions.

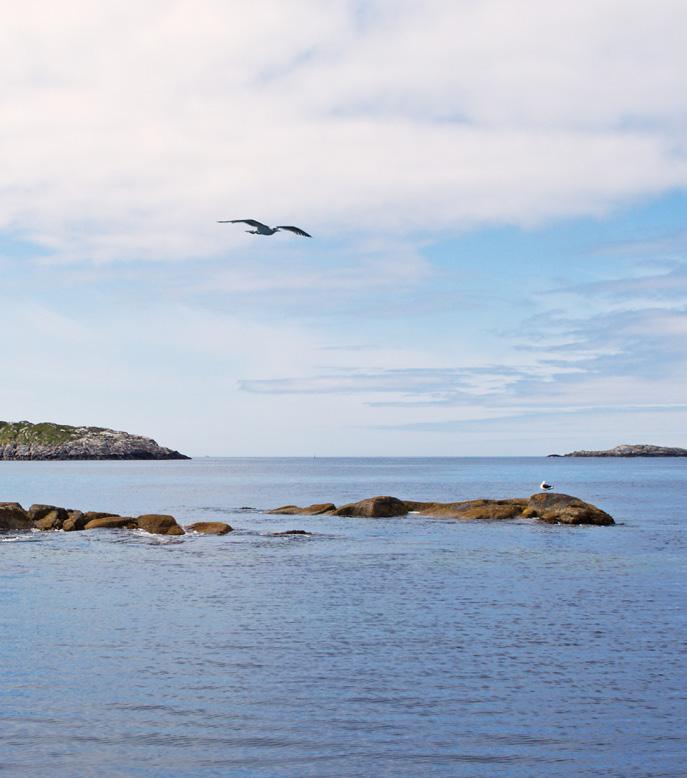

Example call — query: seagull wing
[217,219,269,229]
[275,225,312,238]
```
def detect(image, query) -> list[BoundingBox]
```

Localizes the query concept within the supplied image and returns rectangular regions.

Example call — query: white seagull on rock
[540,481,553,491]
[218,218,312,238]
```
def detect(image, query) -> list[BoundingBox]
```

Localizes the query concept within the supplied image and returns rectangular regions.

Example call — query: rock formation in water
[187,521,233,535]
[0,501,237,535]
[551,443,687,457]
[269,493,615,526]
[0,493,615,534]
[0,420,189,460]
[0,503,34,530]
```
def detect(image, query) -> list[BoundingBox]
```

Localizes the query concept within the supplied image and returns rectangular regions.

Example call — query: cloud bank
[2,1,687,263]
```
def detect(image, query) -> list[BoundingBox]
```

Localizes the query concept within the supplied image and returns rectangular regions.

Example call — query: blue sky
[1,2,686,455]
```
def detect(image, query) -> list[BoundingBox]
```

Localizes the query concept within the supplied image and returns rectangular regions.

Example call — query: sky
[1,0,686,456]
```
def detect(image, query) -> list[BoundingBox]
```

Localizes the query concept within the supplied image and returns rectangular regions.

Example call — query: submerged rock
[271,529,312,536]
[269,503,335,515]
[186,521,233,535]
[0,502,33,531]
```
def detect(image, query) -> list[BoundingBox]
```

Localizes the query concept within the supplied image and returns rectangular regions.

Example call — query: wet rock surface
[136,514,185,536]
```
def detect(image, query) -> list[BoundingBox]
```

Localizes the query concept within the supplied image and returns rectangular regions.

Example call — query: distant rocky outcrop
[269,493,615,526]
[551,443,687,457]
[0,420,189,460]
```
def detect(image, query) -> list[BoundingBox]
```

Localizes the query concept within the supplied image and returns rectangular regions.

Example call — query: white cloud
[1,1,686,263]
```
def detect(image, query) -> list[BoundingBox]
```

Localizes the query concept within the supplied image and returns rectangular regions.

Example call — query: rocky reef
[551,443,687,457]
[0,420,189,460]
[270,493,615,526]
[0,493,615,535]
[0,502,232,535]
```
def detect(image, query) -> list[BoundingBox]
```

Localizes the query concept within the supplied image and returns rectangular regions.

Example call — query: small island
[0,420,189,460]
[269,493,615,526]
[549,443,687,458]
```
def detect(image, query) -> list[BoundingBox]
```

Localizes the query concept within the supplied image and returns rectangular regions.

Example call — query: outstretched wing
[275,225,312,238]
[217,218,269,229]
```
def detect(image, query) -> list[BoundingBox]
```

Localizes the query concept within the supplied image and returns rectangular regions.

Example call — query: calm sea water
[1,457,685,777]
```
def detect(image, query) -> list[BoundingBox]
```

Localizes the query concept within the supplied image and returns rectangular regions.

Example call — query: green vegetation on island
[0,421,83,446]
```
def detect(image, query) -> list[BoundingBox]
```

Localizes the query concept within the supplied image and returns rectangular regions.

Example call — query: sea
[1,457,685,777]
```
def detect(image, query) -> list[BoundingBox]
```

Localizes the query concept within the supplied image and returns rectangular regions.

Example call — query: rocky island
[550,443,687,457]
[270,492,615,525]
[0,420,189,460]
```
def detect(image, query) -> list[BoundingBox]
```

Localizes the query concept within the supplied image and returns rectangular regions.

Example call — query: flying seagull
[540,481,553,491]
[218,219,311,238]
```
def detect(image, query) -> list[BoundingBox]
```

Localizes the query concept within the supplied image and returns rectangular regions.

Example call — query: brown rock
[136,514,185,536]
[62,511,86,532]
[28,504,68,524]
[415,498,528,520]
[526,493,615,526]
[268,503,336,515]
[265,493,615,527]
[0,502,33,531]
[33,509,69,530]
[333,496,408,518]
[402,500,438,511]
[186,521,232,535]
[82,511,121,523]
[84,516,138,530]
